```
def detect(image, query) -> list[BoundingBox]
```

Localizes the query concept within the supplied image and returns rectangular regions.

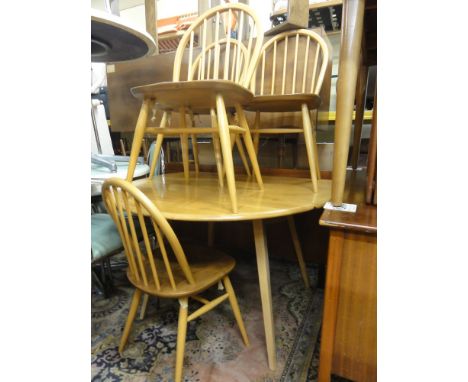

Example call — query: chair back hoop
[250,29,329,96]
[172,2,263,88]
[101,177,195,291]
[189,38,249,83]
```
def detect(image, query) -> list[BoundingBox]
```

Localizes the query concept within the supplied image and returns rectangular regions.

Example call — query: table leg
[252,219,277,370]
[318,230,344,382]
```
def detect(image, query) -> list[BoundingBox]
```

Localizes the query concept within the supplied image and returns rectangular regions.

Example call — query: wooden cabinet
[318,182,377,382]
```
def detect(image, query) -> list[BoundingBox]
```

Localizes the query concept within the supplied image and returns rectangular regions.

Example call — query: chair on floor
[125,3,264,213]
[246,29,330,192]
[102,177,249,382]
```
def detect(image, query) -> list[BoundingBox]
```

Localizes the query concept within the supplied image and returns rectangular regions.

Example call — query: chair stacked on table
[126,3,264,214]
[247,29,330,192]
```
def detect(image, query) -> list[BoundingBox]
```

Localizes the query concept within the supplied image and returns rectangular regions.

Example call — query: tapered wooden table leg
[318,231,344,382]
[331,0,365,205]
[127,98,152,181]
[252,219,277,370]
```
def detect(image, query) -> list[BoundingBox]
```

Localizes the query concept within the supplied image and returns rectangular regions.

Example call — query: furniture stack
[100,3,333,381]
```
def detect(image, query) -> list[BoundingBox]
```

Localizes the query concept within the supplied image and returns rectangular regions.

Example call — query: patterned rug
[92,254,323,382]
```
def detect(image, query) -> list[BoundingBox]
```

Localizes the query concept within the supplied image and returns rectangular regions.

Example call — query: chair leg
[139,293,149,320]
[287,216,311,288]
[126,98,152,181]
[150,134,164,177]
[223,276,250,346]
[191,134,200,174]
[253,111,261,154]
[178,107,190,180]
[175,297,189,382]
[235,135,252,176]
[188,110,200,174]
[216,94,238,213]
[149,112,169,177]
[119,288,142,353]
[235,104,263,189]
[301,103,319,192]
[310,110,321,180]
[210,108,224,188]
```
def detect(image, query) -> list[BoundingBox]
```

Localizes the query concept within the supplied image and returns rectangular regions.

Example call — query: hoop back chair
[101,177,249,382]
[126,3,265,213]
[246,29,330,192]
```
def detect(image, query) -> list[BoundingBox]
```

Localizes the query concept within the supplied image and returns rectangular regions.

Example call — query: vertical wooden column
[351,62,368,169]
[331,0,365,206]
[145,0,159,55]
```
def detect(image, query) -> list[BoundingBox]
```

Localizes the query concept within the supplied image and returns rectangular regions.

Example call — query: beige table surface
[132,171,332,370]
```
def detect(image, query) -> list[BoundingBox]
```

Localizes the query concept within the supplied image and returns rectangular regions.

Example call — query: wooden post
[145,0,159,54]
[351,62,368,169]
[331,0,365,206]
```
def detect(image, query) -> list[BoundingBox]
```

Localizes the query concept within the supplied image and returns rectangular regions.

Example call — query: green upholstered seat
[91,213,123,263]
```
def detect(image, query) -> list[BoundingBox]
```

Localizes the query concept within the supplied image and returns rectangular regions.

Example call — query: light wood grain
[102,177,248,382]
[331,0,366,206]
[131,80,254,110]
[287,216,310,288]
[131,172,332,220]
[318,230,344,382]
[246,29,330,186]
[172,2,263,87]
[351,63,368,169]
[331,232,376,382]
[125,2,265,213]
[244,94,321,112]
[175,297,188,382]
[253,219,277,370]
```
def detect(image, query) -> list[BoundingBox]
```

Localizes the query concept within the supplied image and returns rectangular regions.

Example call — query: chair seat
[131,80,253,111]
[127,244,235,298]
[244,93,321,112]
[91,213,123,263]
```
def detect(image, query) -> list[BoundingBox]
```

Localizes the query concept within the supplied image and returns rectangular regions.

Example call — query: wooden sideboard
[318,170,377,382]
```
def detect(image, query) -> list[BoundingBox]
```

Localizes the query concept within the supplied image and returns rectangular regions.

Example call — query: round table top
[132,172,332,222]
[91,9,156,63]
[92,162,150,196]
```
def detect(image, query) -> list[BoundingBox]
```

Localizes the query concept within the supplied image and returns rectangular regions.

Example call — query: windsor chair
[102,177,249,382]
[246,29,330,192]
[126,3,264,213]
